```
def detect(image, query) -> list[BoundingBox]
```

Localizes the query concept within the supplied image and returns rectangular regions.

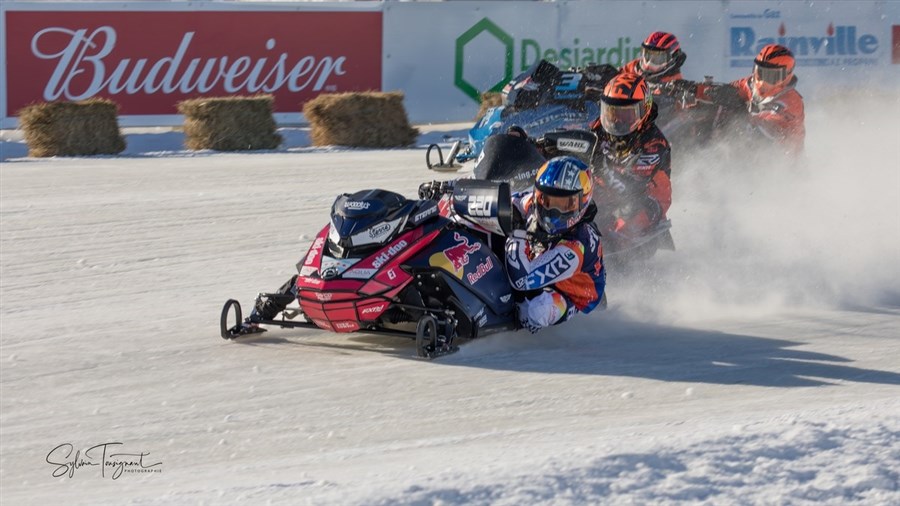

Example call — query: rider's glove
[535,136,559,158]
[506,125,528,138]
[705,85,744,109]
[517,291,567,333]
[668,79,698,96]
[637,196,663,227]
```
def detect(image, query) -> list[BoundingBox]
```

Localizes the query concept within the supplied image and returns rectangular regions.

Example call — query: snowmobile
[426,59,617,171]
[220,180,518,359]
[472,129,674,262]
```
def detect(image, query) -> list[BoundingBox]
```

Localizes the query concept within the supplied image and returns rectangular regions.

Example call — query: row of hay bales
[16,92,426,157]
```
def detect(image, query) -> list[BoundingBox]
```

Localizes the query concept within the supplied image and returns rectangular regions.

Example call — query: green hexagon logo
[455,18,514,103]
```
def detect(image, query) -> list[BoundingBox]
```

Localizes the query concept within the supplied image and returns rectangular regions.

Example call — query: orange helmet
[640,31,684,76]
[752,44,795,98]
[599,73,653,137]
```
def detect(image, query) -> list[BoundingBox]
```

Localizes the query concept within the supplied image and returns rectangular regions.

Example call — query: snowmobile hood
[329,189,413,257]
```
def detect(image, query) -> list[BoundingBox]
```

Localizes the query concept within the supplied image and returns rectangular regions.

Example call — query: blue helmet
[533,156,594,235]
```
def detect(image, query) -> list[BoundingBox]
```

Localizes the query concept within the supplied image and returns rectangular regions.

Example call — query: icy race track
[1,98,899,505]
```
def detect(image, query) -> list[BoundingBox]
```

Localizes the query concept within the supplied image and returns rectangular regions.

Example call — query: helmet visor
[600,101,647,137]
[538,192,581,213]
[535,190,582,234]
[641,48,670,73]
[753,64,787,85]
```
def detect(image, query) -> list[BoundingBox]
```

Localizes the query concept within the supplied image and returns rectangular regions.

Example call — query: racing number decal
[556,73,582,92]
[468,195,493,217]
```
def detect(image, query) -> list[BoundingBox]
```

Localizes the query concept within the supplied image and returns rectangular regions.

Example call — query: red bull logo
[466,257,494,285]
[429,232,481,278]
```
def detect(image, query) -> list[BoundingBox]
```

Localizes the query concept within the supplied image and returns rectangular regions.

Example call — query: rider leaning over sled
[700,44,805,155]
[621,31,686,87]
[421,154,607,334]
[504,156,607,333]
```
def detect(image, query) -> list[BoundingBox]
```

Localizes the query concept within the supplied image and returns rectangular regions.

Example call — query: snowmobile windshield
[473,134,547,192]
[600,101,647,137]
[328,190,408,257]
[641,48,670,73]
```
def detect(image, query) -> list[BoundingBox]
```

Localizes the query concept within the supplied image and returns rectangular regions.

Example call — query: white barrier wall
[2,0,898,127]
[385,0,900,123]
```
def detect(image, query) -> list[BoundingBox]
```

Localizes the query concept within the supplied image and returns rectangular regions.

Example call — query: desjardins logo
[454,17,641,102]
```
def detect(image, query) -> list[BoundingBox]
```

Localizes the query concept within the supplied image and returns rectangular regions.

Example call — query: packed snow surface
[1,97,899,505]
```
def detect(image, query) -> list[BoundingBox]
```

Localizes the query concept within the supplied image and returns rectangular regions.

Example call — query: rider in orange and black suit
[587,72,673,241]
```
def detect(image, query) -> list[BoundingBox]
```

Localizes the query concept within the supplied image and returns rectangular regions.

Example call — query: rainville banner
[5,9,382,117]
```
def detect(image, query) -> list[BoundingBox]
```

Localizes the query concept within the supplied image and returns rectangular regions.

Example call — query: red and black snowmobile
[220,180,518,358]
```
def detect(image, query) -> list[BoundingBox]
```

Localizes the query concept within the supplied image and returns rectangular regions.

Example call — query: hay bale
[18,99,126,157]
[475,92,504,121]
[303,91,419,148]
[178,95,282,151]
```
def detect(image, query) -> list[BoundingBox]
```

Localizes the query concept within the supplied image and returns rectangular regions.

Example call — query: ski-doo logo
[557,138,590,154]
[730,23,880,67]
[305,237,326,266]
[344,201,371,211]
[371,240,408,269]
[454,17,640,103]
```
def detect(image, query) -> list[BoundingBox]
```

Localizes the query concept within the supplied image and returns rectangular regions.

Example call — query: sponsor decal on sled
[304,236,327,267]
[344,200,371,211]
[332,321,359,332]
[311,318,333,331]
[557,138,591,153]
[358,301,390,319]
[466,257,494,285]
[371,240,408,269]
[429,232,481,279]
[413,205,438,224]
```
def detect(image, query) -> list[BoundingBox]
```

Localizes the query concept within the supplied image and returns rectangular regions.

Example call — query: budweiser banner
[4,9,382,117]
